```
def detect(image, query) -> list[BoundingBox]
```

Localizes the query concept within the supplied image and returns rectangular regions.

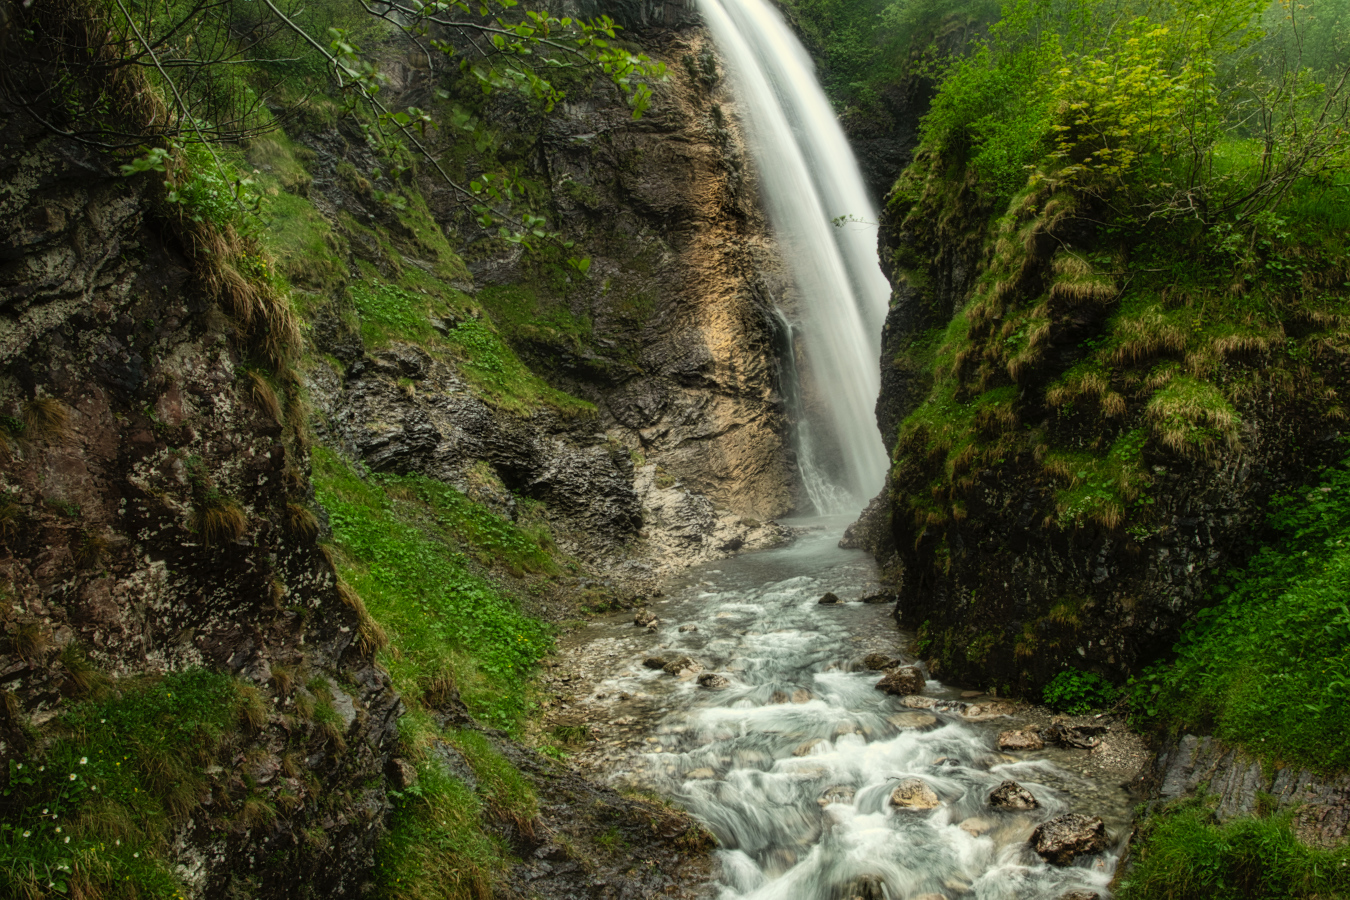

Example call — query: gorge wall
[0,0,808,893]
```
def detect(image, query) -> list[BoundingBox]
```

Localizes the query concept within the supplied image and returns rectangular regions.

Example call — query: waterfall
[698,0,892,509]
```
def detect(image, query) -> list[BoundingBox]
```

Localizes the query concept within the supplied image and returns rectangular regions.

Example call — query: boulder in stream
[634,609,658,627]
[862,652,902,671]
[1059,892,1102,900]
[889,777,940,809]
[642,656,667,670]
[997,729,1045,751]
[875,666,926,695]
[818,785,855,807]
[887,711,937,729]
[662,656,703,676]
[988,780,1039,810]
[1031,813,1108,865]
[828,875,887,900]
[1044,722,1105,749]
[860,592,893,604]
[900,695,937,709]
[697,673,729,689]
[818,591,842,605]
[678,624,699,633]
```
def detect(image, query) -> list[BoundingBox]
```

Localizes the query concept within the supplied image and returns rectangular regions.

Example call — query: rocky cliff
[0,0,803,893]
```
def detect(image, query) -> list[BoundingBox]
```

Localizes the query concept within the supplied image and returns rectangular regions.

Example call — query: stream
[555,519,1140,899]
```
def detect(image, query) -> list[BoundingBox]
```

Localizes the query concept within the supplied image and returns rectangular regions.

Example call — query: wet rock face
[988,780,1038,810]
[875,666,926,695]
[0,110,400,897]
[1139,733,1350,847]
[1031,813,1108,866]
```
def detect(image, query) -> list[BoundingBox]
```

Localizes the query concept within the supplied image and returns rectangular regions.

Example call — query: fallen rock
[1032,813,1108,866]
[818,785,855,807]
[697,673,729,689]
[642,657,667,670]
[634,609,658,627]
[663,656,703,676]
[887,712,937,729]
[900,695,937,709]
[997,729,1045,751]
[818,591,842,605]
[389,757,418,790]
[862,652,902,671]
[889,777,940,809]
[876,667,926,695]
[988,780,1039,810]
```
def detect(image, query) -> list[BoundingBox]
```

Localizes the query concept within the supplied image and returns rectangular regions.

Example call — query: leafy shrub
[1042,668,1118,714]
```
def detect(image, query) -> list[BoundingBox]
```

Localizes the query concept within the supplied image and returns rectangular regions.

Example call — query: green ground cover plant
[1041,667,1119,713]
[312,447,553,733]
[1117,798,1350,899]
[0,670,253,898]
[1131,451,1350,772]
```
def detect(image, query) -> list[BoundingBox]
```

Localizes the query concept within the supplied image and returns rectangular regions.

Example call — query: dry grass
[10,622,50,663]
[248,371,282,424]
[1111,307,1188,365]
[72,528,111,569]
[337,580,389,653]
[286,502,318,538]
[192,496,248,546]
[23,397,69,440]
[189,225,301,370]
[1146,377,1240,460]
[60,644,110,697]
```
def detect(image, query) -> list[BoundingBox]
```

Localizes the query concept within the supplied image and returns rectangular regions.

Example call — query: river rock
[794,738,824,756]
[818,785,855,807]
[1031,813,1109,865]
[791,689,813,703]
[997,729,1045,751]
[678,624,699,633]
[663,656,702,676]
[900,695,937,709]
[1059,892,1102,900]
[887,712,937,729]
[889,777,939,809]
[642,656,667,670]
[988,780,1039,810]
[959,816,994,836]
[634,609,658,627]
[860,592,893,604]
[685,767,715,779]
[862,652,902,670]
[964,701,1017,720]
[818,591,842,605]
[875,666,926,695]
[697,673,729,689]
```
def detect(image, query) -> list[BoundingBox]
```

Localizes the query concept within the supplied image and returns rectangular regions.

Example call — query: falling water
[772,308,855,515]
[699,0,892,507]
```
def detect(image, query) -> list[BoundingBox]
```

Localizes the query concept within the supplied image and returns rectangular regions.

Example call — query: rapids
[560,521,1136,899]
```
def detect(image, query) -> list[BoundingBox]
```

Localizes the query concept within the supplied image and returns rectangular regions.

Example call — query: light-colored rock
[634,609,658,627]
[697,673,729,689]
[900,695,937,709]
[794,738,824,757]
[791,688,813,703]
[887,712,937,729]
[890,777,940,809]
[818,785,855,807]
[685,767,716,779]
[662,656,702,676]
[959,816,993,836]
[997,729,1045,751]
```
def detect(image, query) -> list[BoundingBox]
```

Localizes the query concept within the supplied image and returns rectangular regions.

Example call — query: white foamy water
[698,0,891,508]
[587,521,1128,899]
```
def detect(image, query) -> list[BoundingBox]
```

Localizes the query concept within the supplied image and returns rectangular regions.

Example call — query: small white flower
[38,766,44,772]
[15,763,21,769]
[41,808,48,814]
[54,827,61,833]
[115,839,121,846]
[68,773,77,781]
[133,852,140,858]
[90,785,98,792]
[63,836,70,844]
[21,830,29,837]
[80,757,87,765]
[100,718,106,723]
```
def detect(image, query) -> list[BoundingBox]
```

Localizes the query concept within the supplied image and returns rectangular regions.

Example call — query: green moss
[443,319,594,417]
[262,191,347,293]
[443,729,538,826]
